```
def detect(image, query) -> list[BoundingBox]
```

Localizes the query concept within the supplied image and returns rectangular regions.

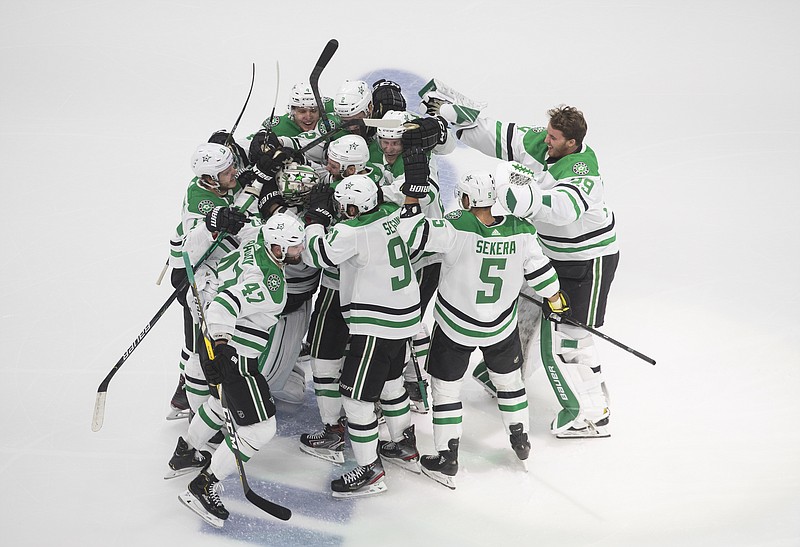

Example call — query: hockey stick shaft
[91,195,257,431]
[518,292,656,365]
[407,339,429,411]
[183,253,292,521]
[224,63,256,147]
[309,39,338,134]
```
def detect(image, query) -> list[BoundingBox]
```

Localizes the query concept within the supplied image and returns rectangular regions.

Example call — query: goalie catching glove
[402,116,448,152]
[205,206,247,235]
[201,343,238,386]
[304,183,337,228]
[401,146,430,198]
[543,291,571,322]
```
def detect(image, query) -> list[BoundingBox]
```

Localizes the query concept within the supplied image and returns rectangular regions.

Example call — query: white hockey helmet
[288,82,317,110]
[278,162,320,206]
[262,212,305,262]
[456,171,496,209]
[334,80,372,118]
[327,134,370,173]
[494,161,543,218]
[190,143,235,183]
[334,174,380,218]
[376,110,415,140]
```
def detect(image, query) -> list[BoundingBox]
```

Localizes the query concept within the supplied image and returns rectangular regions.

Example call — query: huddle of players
[162,75,618,527]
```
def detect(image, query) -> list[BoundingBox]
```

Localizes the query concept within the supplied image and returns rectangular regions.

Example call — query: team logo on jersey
[267,115,281,128]
[572,162,590,176]
[198,199,215,215]
[266,273,282,292]
[317,117,338,135]
[445,210,463,220]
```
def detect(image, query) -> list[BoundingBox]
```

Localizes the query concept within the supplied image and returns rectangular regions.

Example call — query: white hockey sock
[342,397,379,466]
[210,418,276,480]
[430,376,465,452]
[311,357,344,425]
[487,369,529,433]
[380,376,412,442]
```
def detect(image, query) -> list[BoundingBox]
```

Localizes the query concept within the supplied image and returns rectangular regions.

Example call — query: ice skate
[331,458,387,499]
[420,438,459,490]
[378,424,421,474]
[166,375,191,420]
[165,436,210,480]
[296,341,311,364]
[403,380,429,414]
[555,416,611,439]
[509,423,531,471]
[178,464,228,528]
[300,417,346,464]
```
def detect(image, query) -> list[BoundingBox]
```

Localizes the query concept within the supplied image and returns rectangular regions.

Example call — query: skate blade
[420,467,456,490]
[166,408,191,421]
[410,402,429,414]
[517,458,530,472]
[331,480,388,499]
[556,426,610,439]
[299,444,345,464]
[382,456,421,474]
[178,491,224,528]
[164,466,202,480]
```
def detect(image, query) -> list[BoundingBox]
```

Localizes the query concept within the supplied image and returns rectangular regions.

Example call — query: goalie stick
[181,253,292,521]
[519,292,657,365]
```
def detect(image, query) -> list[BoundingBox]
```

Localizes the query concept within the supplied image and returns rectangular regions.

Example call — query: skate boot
[378,424,421,473]
[403,380,429,414]
[166,375,191,420]
[297,341,311,363]
[300,417,346,464]
[331,458,387,499]
[509,423,531,471]
[165,436,211,479]
[555,416,611,439]
[420,438,459,490]
[178,464,229,528]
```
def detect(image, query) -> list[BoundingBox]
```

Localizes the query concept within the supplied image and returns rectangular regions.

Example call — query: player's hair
[547,105,587,149]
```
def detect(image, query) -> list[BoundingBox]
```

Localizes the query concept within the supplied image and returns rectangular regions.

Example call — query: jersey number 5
[477,258,506,304]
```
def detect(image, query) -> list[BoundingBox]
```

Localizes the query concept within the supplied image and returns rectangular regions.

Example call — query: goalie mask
[456,171,496,210]
[262,212,305,264]
[334,80,372,118]
[190,143,235,188]
[327,134,370,174]
[334,174,380,219]
[279,162,320,206]
[494,161,543,218]
[376,110,415,140]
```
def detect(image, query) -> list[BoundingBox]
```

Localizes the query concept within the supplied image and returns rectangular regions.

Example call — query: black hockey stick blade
[518,292,656,365]
[245,489,292,521]
[309,39,338,84]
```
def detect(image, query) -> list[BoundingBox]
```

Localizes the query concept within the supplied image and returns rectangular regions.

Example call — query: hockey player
[304,174,421,497]
[175,212,305,528]
[426,89,618,438]
[397,158,569,489]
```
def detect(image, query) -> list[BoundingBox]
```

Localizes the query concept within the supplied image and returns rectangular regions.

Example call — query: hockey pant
[343,376,411,466]
[259,299,311,404]
[540,319,610,433]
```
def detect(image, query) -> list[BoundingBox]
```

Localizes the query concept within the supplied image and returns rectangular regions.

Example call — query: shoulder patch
[268,115,281,128]
[572,162,590,176]
[266,273,282,292]
[317,117,338,134]
[445,210,463,220]
[198,199,215,215]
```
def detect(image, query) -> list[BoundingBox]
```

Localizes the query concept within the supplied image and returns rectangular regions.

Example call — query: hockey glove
[248,129,282,164]
[236,168,257,188]
[372,79,407,118]
[304,183,337,228]
[255,147,291,217]
[542,291,571,323]
[402,116,448,152]
[205,206,247,235]
[401,146,430,198]
[201,342,238,386]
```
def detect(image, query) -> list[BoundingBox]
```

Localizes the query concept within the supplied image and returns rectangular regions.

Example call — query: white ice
[2,1,799,546]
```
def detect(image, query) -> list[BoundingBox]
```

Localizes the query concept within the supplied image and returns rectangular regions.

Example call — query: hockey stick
[518,292,657,365]
[223,63,256,148]
[91,194,259,432]
[407,339,429,412]
[309,39,338,134]
[182,253,292,521]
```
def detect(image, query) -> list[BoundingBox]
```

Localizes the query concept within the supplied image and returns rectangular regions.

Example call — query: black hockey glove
[170,267,189,307]
[236,168,257,188]
[372,79,407,118]
[201,343,238,386]
[255,147,291,217]
[248,129,282,164]
[304,183,337,228]
[542,291,571,323]
[401,146,430,198]
[205,206,247,235]
[208,130,250,168]
[401,116,448,152]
